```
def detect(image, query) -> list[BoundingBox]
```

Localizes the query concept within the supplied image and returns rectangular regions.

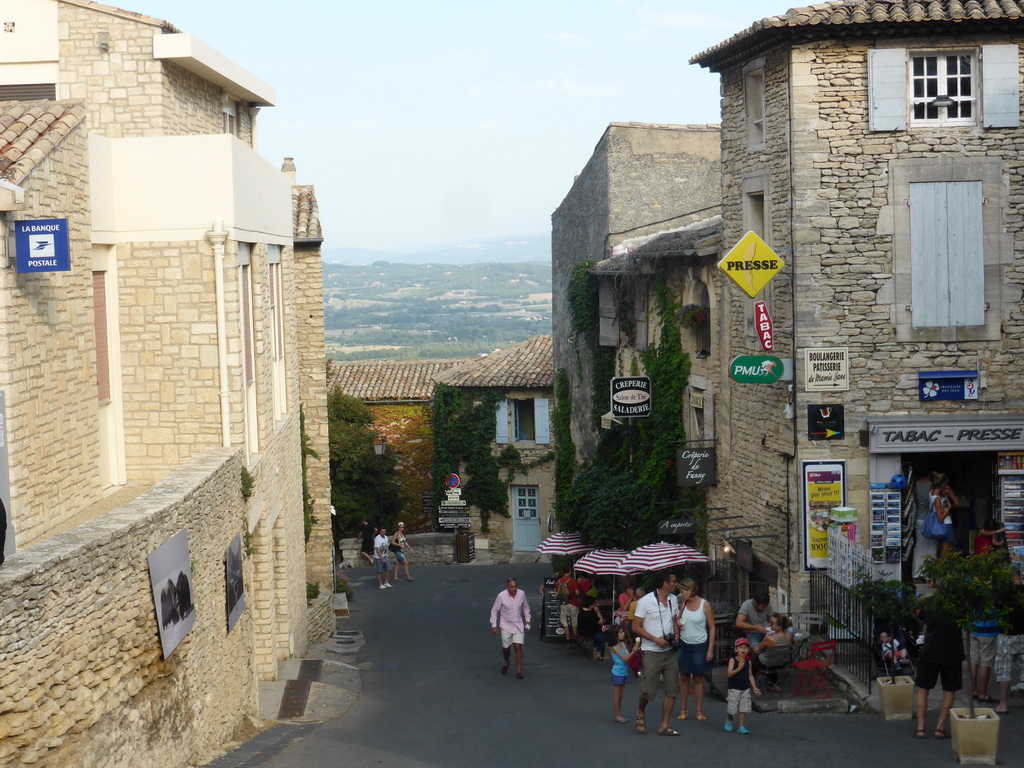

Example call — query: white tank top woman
[679,596,709,644]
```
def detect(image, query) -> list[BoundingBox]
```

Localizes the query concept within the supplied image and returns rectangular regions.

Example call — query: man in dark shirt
[914,599,965,739]
[994,582,1024,715]
[359,517,375,566]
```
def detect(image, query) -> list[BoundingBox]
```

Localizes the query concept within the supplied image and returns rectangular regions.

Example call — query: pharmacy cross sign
[717,231,784,298]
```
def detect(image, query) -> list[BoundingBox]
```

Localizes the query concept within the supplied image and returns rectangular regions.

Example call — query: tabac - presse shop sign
[610,377,651,418]
[14,219,71,273]
[717,231,784,298]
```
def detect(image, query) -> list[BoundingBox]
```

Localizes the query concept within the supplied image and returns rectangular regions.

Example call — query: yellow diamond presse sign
[717,231,784,298]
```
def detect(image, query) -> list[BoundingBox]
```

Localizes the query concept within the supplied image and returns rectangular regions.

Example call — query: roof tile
[692,1,1024,68]
[0,102,86,184]
[329,359,465,401]
[435,336,553,389]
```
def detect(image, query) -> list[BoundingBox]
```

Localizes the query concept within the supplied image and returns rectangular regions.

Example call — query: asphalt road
[215,562,1022,768]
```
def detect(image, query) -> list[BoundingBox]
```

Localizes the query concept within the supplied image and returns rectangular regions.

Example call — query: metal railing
[809,569,878,691]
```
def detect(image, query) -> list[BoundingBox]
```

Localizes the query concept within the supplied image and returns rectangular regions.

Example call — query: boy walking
[725,638,761,733]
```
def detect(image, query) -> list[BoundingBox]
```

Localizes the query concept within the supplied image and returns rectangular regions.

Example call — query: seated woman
[577,595,608,660]
[752,613,793,690]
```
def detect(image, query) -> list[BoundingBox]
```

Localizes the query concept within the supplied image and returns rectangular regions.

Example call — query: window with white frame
[268,245,287,421]
[869,45,1020,131]
[744,60,766,149]
[911,53,975,124]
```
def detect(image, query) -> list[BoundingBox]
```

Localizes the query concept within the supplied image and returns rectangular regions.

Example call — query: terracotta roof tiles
[436,336,553,390]
[0,102,87,184]
[292,184,322,240]
[692,1,1024,69]
[329,359,465,402]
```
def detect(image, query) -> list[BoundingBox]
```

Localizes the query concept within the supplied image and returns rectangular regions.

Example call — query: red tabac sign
[755,301,774,352]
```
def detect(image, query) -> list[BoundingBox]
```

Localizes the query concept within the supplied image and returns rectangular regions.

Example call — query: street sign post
[717,231,784,298]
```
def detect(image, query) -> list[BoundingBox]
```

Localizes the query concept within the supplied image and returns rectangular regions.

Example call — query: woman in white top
[674,577,716,722]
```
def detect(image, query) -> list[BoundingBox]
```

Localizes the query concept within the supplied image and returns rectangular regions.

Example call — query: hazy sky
[125,1,776,250]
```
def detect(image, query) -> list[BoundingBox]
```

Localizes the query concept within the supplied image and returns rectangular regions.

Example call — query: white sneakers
[378,583,394,590]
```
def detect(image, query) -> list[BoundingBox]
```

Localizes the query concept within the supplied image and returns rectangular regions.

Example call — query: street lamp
[373,436,386,519]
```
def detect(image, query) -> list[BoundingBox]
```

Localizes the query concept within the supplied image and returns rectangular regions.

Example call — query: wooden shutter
[534,398,550,444]
[910,181,984,327]
[92,272,110,401]
[495,399,509,444]
[868,48,907,132]
[982,44,1020,128]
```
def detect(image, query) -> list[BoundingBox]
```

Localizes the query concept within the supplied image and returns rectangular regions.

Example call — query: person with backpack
[554,570,580,640]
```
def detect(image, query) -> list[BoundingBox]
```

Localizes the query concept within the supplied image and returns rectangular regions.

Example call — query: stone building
[434,335,556,559]
[688,0,1024,605]
[0,2,331,766]
[328,358,464,530]
[551,122,721,465]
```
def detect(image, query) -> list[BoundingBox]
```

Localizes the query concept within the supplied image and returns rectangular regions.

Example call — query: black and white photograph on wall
[225,534,245,632]
[147,529,196,659]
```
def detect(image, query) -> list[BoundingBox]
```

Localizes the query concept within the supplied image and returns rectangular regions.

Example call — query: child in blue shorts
[609,626,631,723]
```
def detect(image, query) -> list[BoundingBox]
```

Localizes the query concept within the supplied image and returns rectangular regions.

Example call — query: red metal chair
[792,639,837,698]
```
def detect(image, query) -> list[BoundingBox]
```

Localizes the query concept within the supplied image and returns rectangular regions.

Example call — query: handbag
[922,509,946,540]
[626,648,643,675]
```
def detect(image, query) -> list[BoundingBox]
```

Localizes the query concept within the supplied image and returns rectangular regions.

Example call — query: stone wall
[0,111,101,547]
[338,532,459,567]
[0,448,262,768]
[293,242,333,592]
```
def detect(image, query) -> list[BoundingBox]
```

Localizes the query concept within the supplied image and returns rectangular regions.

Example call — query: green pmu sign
[729,355,783,384]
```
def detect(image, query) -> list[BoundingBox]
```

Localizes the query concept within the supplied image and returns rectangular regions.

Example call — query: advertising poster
[225,534,245,633]
[802,461,846,570]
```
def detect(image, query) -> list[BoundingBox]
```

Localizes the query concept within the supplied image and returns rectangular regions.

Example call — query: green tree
[327,390,400,540]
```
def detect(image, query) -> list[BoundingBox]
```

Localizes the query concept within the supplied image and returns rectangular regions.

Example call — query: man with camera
[631,570,681,735]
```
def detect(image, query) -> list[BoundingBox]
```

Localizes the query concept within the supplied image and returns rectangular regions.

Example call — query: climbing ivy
[432,385,508,532]
[556,275,705,550]
[552,367,575,521]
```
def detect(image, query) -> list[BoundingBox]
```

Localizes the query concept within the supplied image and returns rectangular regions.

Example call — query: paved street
[209,562,1023,768]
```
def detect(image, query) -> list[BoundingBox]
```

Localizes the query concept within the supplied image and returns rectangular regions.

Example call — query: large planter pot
[875,675,915,720]
[950,708,1000,765]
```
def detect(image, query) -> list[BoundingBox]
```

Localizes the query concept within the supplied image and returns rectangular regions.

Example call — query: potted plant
[918,552,1019,765]
[678,303,709,329]
[850,571,920,720]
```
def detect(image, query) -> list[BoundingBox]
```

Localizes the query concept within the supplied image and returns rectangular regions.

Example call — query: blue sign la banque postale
[14,218,71,273]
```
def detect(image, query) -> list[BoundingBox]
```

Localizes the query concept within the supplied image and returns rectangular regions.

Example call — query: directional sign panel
[718,231,784,298]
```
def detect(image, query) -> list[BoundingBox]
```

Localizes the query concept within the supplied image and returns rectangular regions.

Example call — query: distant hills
[323,233,551,266]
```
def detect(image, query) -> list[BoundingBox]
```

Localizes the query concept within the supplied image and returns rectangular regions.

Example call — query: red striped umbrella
[535,532,595,556]
[617,542,710,573]
[573,548,630,575]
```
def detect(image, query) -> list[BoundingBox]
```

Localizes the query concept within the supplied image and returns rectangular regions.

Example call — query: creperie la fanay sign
[755,301,773,351]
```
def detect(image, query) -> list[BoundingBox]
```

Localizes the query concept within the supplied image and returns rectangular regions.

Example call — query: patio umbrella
[573,548,630,575]
[535,531,595,556]
[617,542,710,573]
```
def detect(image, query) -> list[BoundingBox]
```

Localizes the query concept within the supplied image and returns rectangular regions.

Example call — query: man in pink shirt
[490,577,532,679]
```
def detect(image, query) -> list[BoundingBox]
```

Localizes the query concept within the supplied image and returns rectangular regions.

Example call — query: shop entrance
[900,450,997,580]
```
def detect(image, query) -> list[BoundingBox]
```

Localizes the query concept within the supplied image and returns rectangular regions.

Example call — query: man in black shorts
[914,600,964,739]
[359,516,375,566]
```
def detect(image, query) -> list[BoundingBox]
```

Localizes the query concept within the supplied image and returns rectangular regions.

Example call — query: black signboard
[676,446,716,486]
[658,518,698,536]
[733,539,754,572]
[610,377,652,418]
[540,578,566,641]
[808,404,845,441]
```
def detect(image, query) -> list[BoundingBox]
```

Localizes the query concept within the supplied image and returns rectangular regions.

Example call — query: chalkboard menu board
[540,578,565,641]
[676,446,716,486]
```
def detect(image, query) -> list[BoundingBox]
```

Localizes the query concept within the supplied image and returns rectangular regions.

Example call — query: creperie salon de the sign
[610,377,651,418]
